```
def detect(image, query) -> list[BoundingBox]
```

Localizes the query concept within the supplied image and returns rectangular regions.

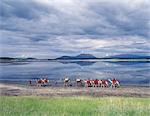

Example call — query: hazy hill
[56,54,97,60]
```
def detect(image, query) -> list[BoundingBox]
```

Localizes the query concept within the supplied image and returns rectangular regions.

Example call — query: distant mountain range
[0,54,150,61]
[56,54,97,60]
[56,54,150,60]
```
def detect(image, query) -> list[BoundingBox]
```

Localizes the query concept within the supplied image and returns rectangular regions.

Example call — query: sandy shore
[0,83,149,98]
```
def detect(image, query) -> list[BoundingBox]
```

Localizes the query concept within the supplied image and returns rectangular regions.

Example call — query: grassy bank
[0,96,150,116]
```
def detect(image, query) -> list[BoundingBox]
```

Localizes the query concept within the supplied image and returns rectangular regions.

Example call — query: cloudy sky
[1,0,150,58]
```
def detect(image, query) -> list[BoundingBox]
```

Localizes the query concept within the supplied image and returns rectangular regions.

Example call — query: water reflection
[59,61,96,66]
[0,61,149,86]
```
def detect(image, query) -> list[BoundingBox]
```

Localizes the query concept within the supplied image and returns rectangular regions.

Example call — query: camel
[108,78,120,88]
[36,78,49,87]
[76,79,83,86]
[100,79,109,87]
[64,78,70,87]
[91,79,101,87]
[84,79,92,87]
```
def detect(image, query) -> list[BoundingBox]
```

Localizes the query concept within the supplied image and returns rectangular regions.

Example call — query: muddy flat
[0,83,149,98]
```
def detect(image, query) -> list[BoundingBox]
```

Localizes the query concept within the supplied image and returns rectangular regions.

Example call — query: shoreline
[0,83,149,98]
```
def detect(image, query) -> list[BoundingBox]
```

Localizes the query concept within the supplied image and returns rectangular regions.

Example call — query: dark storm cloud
[1,0,53,20]
[88,1,150,38]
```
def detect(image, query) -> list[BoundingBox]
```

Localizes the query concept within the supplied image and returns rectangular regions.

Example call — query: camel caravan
[64,78,120,88]
[73,78,120,88]
[28,77,120,88]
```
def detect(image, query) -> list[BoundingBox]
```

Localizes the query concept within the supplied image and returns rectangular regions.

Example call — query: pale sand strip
[0,83,149,97]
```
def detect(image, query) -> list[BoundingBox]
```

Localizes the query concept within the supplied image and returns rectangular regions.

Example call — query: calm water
[0,61,149,86]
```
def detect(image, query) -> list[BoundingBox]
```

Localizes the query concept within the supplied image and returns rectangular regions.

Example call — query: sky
[0,0,150,58]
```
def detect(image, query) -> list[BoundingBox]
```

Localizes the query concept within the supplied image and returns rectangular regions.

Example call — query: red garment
[87,80,91,84]
[112,79,117,84]
[102,80,106,85]
[38,80,42,83]
[94,79,99,84]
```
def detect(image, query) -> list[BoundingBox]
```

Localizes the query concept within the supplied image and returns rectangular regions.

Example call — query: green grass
[0,96,150,116]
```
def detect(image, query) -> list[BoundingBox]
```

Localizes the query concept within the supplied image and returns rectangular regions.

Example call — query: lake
[0,61,149,86]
